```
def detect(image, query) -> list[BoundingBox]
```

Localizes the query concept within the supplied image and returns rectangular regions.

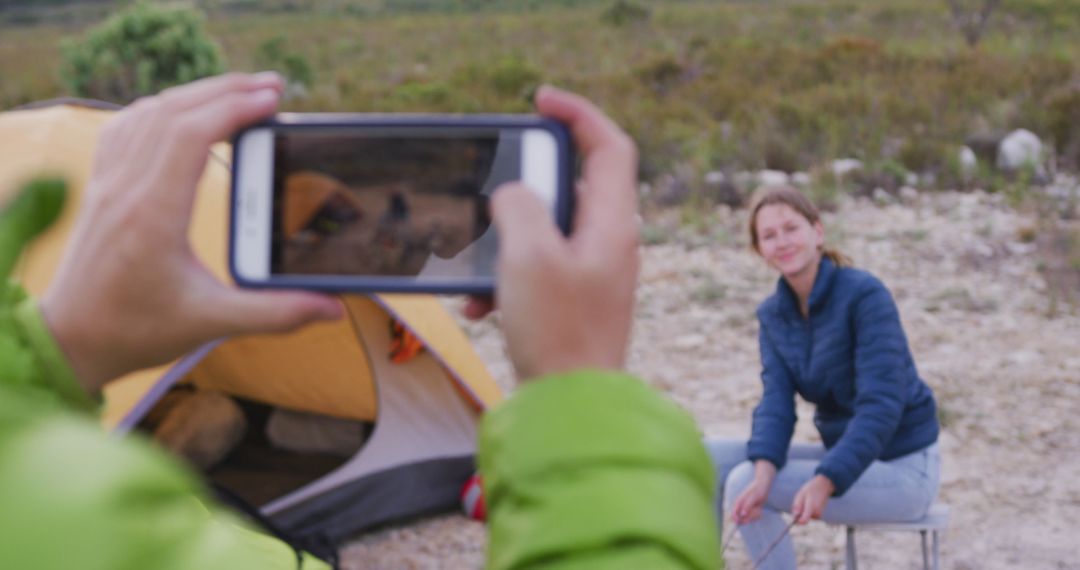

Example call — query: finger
[463,295,495,320]
[491,182,564,265]
[206,288,344,337]
[97,73,282,173]
[534,85,638,246]
[172,86,281,149]
[157,72,284,115]
[149,87,281,221]
[794,500,811,524]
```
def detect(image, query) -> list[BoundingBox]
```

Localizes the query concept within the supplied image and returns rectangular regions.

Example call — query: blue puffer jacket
[747,257,939,496]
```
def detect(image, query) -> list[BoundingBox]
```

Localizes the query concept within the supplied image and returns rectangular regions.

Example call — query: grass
[1,0,1078,192]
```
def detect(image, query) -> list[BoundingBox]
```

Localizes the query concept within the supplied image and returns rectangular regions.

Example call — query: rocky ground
[340,186,1080,569]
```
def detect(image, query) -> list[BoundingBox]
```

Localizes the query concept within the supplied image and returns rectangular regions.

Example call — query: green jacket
[0,180,719,570]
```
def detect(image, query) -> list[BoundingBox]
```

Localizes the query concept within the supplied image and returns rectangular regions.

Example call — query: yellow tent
[0,101,503,541]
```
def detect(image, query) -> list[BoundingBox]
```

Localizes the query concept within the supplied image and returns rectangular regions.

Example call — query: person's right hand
[467,86,639,381]
[731,478,771,525]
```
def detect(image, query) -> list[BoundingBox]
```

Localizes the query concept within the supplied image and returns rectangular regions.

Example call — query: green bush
[61,3,225,103]
[487,56,541,98]
[1045,86,1080,169]
[601,0,650,27]
[255,35,315,88]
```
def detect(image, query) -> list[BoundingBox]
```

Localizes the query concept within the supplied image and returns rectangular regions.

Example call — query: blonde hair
[747,185,851,267]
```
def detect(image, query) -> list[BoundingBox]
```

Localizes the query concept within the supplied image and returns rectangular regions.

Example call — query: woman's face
[754,203,824,279]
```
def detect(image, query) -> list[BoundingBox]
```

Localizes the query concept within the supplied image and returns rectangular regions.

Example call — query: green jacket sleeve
[0,180,330,570]
[479,370,721,570]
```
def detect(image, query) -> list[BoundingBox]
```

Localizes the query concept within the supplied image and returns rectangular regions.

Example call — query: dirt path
[341,190,1080,569]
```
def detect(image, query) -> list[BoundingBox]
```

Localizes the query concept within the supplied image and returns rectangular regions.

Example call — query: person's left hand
[791,474,835,524]
[40,73,343,396]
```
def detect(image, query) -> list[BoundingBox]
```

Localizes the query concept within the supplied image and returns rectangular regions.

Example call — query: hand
[731,478,771,525]
[40,73,343,395]
[467,85,639,380]
[791,475,835,524]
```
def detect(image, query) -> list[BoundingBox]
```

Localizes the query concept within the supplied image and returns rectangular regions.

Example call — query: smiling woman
[748,186,852,316]
[706,185,941,570]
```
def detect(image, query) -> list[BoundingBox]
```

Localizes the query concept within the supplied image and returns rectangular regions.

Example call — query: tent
[0,100,503,544]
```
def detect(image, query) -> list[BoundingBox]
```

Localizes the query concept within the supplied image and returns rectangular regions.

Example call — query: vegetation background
[2,0,1079,190]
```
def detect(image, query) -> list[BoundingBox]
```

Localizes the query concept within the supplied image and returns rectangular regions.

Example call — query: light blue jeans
[705,439,940,570]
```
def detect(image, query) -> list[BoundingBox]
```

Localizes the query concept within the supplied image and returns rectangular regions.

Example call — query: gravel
[341,190,1080,569]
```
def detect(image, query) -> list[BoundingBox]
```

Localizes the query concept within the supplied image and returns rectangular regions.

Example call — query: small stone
[757,169,789,187]
[872,187,894,205]
[672,334,707,349]
[899,186,919,204]
[704,171,725,185]
[959,146,978,177]
[832,158,863,178]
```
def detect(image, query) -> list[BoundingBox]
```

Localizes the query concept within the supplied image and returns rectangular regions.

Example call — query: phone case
[229,113,575,294]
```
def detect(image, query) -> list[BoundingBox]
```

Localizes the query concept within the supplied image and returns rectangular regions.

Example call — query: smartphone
[230,114,574,294]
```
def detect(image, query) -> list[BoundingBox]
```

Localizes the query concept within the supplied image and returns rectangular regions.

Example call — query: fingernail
[250,88,280,106]
[534,84,554,102]
[254,71,283,84]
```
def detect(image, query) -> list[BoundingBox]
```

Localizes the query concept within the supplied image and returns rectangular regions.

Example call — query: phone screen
[268,128,527,281]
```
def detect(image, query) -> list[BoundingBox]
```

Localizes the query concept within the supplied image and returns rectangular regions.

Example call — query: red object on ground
[460,473,486,521]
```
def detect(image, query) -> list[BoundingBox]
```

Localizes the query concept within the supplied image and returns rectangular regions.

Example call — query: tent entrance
[135,384,375,508]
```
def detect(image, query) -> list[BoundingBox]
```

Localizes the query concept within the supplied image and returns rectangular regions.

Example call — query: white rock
[791,172,811,187]
[996,129,1042,172]
[832,158,863,178]
[972,241,995,258]
[905,172,919,187]
[1005,241,1036,255]
[1007,350,1039,366]
[899,186,919,204]
[872,187,894,205]
[758,169,790,187]
[672,334,707,349]
[704,171,725,185]
[959,146,978,176]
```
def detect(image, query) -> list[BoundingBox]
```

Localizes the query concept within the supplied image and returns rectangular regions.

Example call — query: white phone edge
[233,128,273,282]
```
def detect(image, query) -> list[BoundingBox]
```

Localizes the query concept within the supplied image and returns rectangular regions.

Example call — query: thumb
[209,288,344,336]
[490,182,563,262]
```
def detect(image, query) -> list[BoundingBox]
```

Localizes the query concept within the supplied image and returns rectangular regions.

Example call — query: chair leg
[845,526,857,570]
[921,530,929,570]
[932,530,940,570]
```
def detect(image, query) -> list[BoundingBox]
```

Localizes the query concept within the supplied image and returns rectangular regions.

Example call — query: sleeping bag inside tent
[0,100,503,543]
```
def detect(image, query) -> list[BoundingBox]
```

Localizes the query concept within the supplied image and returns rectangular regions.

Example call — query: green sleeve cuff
[11,296,100,414]
[479,370,720,570]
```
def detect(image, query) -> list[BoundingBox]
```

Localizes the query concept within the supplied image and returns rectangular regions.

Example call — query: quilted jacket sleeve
[479,370,721,570]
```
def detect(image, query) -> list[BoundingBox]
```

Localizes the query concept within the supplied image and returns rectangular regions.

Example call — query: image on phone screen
[270,129,524,281]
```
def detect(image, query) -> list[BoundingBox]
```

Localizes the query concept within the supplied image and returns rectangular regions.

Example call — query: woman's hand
[730,479,770,525]
[791,474,835,524]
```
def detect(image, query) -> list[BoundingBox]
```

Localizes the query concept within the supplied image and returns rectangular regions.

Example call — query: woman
[708,185,940,569]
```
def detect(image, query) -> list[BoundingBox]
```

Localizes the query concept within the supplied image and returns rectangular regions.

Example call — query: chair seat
[846,503,950,532]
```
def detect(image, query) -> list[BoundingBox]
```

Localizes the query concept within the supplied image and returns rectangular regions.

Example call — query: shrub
[455,56,541,103]
[636,54,685,96]
[61,3,225,103]
[487,56,541,98]
[1044,85,1080,170]
[601,0,650,27]
[255,35,315,88]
